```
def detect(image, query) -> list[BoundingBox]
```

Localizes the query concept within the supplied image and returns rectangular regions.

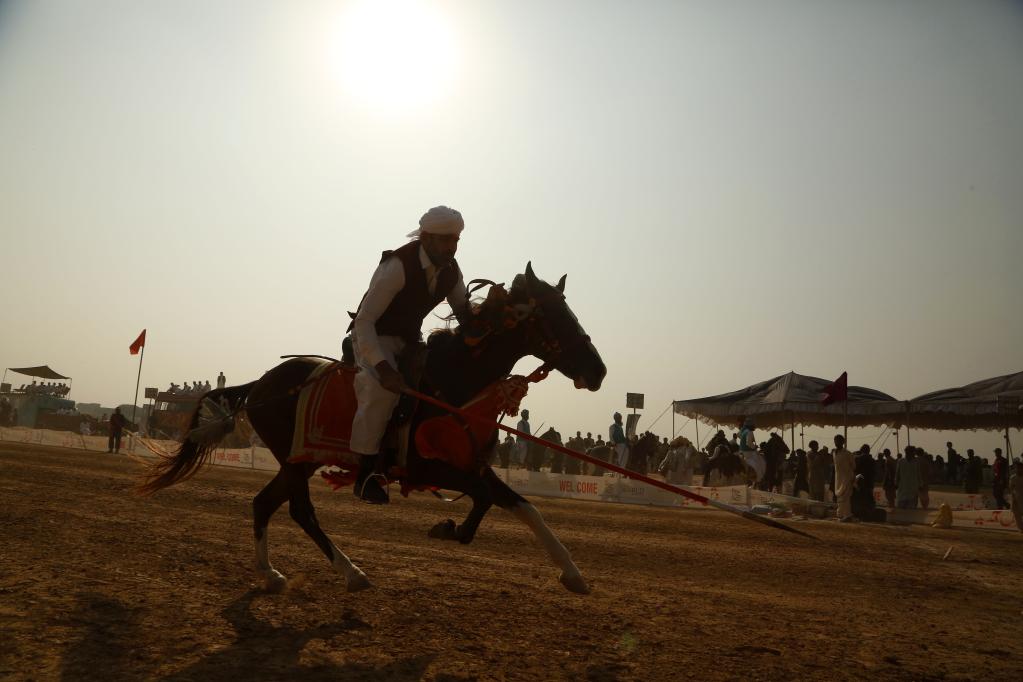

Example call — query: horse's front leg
[510,501,589,594]
[484,470,589,594]
[428,494,492,544]
[427,468,493,544]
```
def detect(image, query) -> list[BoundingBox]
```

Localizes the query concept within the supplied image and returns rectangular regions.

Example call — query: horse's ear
[556,274,566,293]
[524,261,540,292]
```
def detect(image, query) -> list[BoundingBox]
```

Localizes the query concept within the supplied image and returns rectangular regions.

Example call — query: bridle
[461,279,591,370]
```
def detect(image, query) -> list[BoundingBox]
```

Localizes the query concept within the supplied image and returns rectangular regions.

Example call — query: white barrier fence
[3,426,1018,532]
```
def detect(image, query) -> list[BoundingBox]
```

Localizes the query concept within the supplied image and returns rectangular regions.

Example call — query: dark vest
[350,240,460,343]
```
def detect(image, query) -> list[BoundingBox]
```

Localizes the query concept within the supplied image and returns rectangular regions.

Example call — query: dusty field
[1,442,1021,681]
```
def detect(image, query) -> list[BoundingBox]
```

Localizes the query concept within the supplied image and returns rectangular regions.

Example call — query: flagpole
[132,345,144,426]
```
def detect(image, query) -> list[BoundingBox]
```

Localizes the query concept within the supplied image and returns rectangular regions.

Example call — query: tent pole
[695,418,700,451]
[1006,427,1014,464]
[790,414,795,454]
[843,401,848,444]
[672,406,675,441]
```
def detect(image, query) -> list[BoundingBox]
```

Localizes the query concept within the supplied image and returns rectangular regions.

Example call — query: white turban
[406,205,464,238]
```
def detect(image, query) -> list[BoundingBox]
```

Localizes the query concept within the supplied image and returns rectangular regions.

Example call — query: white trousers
[741,450,766,482]
[614,443,629,468]
[350,334,405,455]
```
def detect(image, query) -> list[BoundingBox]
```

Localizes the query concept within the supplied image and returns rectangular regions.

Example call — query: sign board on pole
[626,393,644,410]
[625,413,641,438]
[144,387,158,400]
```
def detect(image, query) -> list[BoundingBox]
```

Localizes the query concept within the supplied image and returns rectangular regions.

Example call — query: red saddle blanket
[288,361,360,467]
[287,359,533,475]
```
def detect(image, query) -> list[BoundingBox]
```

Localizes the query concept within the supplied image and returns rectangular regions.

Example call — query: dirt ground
[1,442,1021,681]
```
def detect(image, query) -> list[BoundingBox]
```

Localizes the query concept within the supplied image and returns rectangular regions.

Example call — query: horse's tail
[137,382,256,495]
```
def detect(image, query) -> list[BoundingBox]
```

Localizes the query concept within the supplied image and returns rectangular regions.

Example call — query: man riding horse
[348,206,469,503]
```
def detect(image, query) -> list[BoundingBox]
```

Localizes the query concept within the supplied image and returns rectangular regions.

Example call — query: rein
[400,383,817,540]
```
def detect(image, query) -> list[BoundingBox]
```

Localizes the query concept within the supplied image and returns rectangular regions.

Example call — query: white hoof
[345,569,372,593]
[262,569,288,594]
[559,572,590,595]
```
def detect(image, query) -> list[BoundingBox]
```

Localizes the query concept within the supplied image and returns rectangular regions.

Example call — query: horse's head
[504,263,605,392]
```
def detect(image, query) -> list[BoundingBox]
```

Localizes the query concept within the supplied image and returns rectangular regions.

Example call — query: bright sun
[330,0,459,111]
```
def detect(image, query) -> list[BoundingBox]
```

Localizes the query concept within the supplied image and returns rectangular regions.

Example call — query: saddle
[286,343,428,469]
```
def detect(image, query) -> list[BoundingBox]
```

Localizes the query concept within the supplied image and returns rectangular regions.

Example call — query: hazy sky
[2,0,1021,456]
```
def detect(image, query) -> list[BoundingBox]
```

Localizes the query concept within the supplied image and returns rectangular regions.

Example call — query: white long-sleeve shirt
[352,244,467,368]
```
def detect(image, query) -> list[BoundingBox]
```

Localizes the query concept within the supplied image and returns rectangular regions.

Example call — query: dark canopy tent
[903,371,1023,431]
[673,371,901,430]
[5,366,71,381]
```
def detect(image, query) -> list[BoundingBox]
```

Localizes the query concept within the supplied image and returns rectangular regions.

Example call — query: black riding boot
[355,454,389,504]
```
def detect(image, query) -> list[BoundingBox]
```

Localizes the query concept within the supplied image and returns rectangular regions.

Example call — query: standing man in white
[348,206,469,503]
[832,433,856,522]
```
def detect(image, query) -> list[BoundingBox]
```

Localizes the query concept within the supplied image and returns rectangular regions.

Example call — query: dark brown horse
[625,432,660,474]
[140,264,605,594]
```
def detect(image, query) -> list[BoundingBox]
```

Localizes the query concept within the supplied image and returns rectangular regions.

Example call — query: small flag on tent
[129,329,146,355]
[820,371,848,406]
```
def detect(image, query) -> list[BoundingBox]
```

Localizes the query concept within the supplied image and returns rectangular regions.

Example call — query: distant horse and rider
[579,431,659,476]
[140,265,606,594]
[700,420,789,491]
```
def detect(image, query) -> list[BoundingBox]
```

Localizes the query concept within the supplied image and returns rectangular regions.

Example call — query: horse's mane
[426,275,533,348]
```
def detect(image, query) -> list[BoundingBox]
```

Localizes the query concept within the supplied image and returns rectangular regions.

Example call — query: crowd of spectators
[489,411,1015,518]
[14,381,70,397]
[166,380,213,395]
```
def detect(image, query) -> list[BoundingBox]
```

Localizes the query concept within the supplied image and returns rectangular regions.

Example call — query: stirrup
[356,472,390,505]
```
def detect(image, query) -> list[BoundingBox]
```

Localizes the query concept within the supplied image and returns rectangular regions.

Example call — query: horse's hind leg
[253,469,291,592]
[487,470,589,595]
[286,464,371,592]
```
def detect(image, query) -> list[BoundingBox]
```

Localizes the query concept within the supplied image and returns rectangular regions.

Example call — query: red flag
[129,329,146,355]
[820,371,848,406]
